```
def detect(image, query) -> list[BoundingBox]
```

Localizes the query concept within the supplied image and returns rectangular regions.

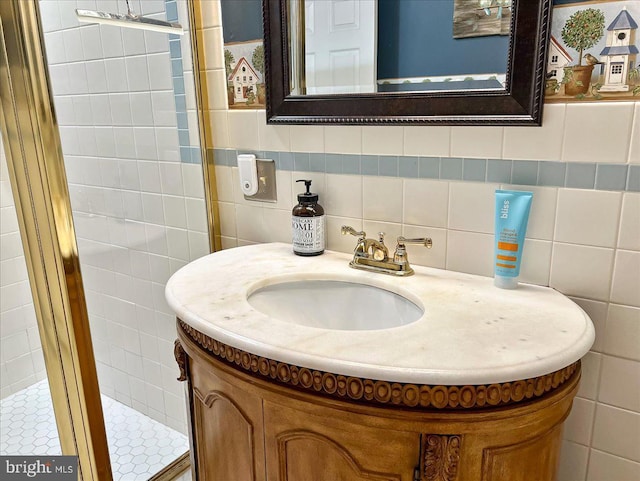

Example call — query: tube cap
[494,275,518,289]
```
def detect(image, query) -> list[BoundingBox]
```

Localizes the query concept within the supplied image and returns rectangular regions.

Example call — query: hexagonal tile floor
[1,380,189,480]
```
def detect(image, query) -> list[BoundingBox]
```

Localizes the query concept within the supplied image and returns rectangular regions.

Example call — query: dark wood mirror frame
[263,0,552,126]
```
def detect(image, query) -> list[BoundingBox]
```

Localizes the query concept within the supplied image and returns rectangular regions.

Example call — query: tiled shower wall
[39,0,208,434]
[199,1,639,479]
[0,135,45,399]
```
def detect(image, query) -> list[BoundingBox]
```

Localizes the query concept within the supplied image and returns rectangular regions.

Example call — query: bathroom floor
[0,380,189,480]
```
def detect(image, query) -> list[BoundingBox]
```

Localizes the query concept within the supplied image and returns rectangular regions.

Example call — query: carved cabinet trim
[178,319,579,411]
[419,435,462,481]
[174,339,188,381]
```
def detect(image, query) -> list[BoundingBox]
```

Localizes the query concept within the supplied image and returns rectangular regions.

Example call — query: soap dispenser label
[292,216,325,253]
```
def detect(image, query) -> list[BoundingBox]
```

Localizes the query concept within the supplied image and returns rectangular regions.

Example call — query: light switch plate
[244,159,277,202]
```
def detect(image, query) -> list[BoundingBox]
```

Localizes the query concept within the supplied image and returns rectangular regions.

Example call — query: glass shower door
[0,129,62,458]
[38,0,208,478]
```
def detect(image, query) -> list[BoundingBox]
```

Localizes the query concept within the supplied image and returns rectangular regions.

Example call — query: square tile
[563,103,634,163]
[598,356,640,412]
[604,304,640,361]
[538,161,566,187]
[440,158,463,180]
[446,230,494,277]
[487,159,512,183]
[511,160,539,186]
[451,126,503,159]
[592,404,640,462]
[566,162,596,189]
[587,449,640,481]
[403,179,449,228]
[361,155,378,176]
[257,111,290,152]
[363,177,403,223]
[403,126,450,157]
[342,155,361,175]
[554,189,622,248]
[325,126,361,154]
[595,164,628,191]
[324,174,362,219]
[618,193,640,250]
[550,243,614,301]
[610,250,640,307]
[419,157,440,179]
[362,126,403,155]
[398,157,419,178]
[462,158,486,182]
[504,104,566,160]
[290,125,324,153]
[227,111,259,150]
[378,156,398,177]
[448,182,495,234]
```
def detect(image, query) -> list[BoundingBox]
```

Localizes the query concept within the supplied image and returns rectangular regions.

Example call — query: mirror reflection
[289,0,512,95]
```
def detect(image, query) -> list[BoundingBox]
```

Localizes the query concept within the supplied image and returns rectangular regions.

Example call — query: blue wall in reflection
[377,0,510,80]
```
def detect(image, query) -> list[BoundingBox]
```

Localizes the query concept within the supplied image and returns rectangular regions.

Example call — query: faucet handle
[397,236,433,249]
[341,225,366,239]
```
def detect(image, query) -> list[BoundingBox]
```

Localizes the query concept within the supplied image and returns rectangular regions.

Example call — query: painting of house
[599,7,638,92]
[547,35,573,82]
[228,57,260,103]
[546,0,640,102]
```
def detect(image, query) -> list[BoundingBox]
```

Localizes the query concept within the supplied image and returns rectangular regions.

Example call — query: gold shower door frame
[0,1,217,480]
[0,0,112,478]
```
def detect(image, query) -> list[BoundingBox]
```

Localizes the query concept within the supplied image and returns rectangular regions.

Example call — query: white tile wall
[0,135,45,399]
[205,2,640,479]
[30,0,209,435]
[209,93,640,481]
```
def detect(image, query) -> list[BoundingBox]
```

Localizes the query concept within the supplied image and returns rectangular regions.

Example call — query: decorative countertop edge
[178,319,581,411]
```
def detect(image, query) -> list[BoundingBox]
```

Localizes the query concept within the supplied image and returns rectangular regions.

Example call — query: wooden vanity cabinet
[177,322,580,481]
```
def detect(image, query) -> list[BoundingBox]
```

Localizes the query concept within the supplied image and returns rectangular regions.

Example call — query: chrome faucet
[341,226,432,276]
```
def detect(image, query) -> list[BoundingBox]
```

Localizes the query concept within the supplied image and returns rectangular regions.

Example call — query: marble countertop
[165,243,594,385]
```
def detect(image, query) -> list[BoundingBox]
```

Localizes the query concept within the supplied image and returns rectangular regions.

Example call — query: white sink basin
[247,280,423,330]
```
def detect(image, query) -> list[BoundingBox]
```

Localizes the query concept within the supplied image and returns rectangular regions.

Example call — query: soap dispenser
[292,179,325,256]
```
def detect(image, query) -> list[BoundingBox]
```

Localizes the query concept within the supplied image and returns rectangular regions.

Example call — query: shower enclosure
[0,1,213,479]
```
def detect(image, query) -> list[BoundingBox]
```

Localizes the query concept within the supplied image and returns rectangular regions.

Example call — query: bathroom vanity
[167,243,594,481]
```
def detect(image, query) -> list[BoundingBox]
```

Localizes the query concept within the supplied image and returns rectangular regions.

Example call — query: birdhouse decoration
[599,7,638,92]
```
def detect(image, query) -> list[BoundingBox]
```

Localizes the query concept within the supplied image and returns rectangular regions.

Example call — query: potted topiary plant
[561,8,605,96]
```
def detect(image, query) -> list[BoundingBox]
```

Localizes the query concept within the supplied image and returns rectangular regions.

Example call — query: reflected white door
[304,0,376,94]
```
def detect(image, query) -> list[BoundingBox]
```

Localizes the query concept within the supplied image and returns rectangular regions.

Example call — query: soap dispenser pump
[292,179,325,256]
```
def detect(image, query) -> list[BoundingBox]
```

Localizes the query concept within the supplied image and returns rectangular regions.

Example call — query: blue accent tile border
[213,148,639,192]
[165,0,200,164]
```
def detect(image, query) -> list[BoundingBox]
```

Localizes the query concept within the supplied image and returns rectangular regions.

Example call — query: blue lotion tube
[494,190,533,289]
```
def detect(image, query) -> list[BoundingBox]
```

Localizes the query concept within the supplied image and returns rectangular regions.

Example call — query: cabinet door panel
[190,361,266,481]
[264,400,417,481]
[481,424,563,481]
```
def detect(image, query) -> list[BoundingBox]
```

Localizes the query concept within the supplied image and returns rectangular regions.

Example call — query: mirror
[263,0,552,125]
